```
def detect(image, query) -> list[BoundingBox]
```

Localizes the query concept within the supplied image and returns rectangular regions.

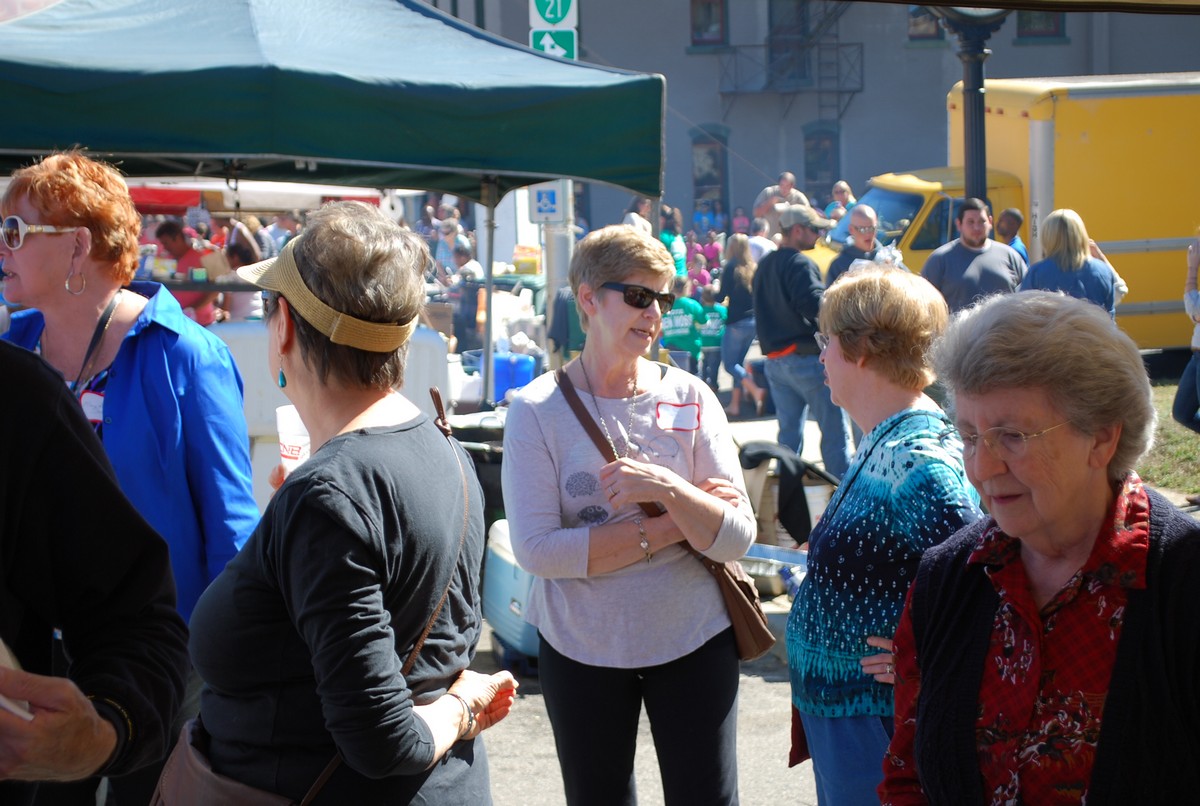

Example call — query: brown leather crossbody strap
[555,368,662,519]
[298,389,470,803]
[406,387,472,676]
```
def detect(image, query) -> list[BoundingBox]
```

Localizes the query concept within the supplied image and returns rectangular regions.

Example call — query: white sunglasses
[2,215,78,250]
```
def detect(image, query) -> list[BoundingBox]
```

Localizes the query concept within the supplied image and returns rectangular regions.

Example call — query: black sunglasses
[601,282,675,313]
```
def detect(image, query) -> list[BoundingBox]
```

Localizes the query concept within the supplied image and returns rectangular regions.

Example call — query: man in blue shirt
[995,207,1029,266]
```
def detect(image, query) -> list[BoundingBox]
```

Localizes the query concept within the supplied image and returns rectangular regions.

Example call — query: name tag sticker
[655,402,700,431]
[79,391,105,423]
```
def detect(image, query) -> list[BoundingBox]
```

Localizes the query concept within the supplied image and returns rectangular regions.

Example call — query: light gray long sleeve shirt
[501,365,756,667]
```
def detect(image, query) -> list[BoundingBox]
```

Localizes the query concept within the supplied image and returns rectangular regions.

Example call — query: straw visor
[237,237,417,353]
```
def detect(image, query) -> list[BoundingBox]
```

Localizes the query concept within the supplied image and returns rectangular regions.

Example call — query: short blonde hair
[933,291,1155,481]
[1040,208,1090,271]
[569,225,675,330]
[3,150,140,284]
[818,267,948,390]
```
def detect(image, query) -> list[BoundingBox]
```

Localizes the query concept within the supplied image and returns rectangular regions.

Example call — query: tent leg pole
[482,178,498,406]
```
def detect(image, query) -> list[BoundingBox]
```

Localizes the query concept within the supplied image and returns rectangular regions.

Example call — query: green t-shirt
[660,297,707,358]
[660,232,687,275]
[699,304,727,348]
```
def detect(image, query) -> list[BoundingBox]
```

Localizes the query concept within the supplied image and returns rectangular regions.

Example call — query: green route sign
[530,29,576,60]
[529,0,576,28]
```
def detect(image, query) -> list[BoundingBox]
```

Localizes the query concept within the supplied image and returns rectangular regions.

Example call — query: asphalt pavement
[472,619,816,806]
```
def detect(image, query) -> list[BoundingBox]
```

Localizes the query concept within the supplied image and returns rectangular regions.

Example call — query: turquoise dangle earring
[277,353,287,389]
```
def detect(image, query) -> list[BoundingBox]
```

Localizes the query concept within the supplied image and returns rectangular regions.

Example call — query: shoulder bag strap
[297,389,471,805]
[406,387,472,677]
[556,368,662,519]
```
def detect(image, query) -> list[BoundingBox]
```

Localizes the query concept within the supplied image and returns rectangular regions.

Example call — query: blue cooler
[482,520,540,670]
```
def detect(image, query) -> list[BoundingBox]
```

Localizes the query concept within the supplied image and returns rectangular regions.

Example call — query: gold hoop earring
[65,268,86,296]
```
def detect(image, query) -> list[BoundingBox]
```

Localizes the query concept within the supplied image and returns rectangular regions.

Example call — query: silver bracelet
[634,517,652,563]
[447,691,476,740]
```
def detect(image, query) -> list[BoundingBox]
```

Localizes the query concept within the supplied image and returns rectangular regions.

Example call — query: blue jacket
[5,282,258,622]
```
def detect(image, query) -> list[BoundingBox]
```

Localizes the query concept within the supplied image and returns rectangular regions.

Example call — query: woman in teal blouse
[787,266,981,805]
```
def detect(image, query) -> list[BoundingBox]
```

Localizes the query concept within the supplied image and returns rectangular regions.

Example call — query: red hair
[2,150,140,283]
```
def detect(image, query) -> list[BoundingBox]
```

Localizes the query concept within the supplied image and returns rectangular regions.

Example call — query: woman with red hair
[0,150,258,803]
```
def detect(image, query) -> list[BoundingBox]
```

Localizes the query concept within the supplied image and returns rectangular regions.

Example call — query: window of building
[907,6,943,41]
[690,125,729,217]
[803,121,839,204]
[768,0,810,87]
[1016,10,1066,40]
[691,0,726,46]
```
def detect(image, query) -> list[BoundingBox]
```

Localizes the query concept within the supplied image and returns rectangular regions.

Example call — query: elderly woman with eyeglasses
[880,291,1200,804]
[787,267,981,805]
[502,225,755,805]
[1,151,257,802]
[188,202,516,802]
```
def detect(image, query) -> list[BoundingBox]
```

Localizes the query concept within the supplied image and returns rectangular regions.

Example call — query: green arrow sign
[530,29,576,60]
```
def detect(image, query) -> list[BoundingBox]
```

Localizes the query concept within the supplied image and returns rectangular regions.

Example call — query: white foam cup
[276,404,311,473]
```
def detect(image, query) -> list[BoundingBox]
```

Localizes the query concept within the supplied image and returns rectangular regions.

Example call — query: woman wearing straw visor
[188,202,517,803]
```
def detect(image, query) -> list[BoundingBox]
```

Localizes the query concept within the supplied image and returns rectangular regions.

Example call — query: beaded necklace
[579,355,638,459]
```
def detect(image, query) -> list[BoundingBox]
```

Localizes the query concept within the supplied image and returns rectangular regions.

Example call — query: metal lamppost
[930,8,1011,202]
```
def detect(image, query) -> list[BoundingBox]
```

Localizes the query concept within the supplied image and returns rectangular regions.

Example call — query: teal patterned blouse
[787,405,982,718]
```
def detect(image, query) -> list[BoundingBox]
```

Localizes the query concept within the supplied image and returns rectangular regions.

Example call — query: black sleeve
[266,488,438,777]
[783,256,824,323]
[5,346,188,776]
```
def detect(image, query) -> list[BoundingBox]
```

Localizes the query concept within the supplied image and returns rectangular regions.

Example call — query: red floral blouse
[881,474,1150,805]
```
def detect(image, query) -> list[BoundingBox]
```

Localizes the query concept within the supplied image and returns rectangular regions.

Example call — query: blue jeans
[799,711,894,806]
[720,317,757,386]
[1173,352,1200,435]
[763,352,852,479]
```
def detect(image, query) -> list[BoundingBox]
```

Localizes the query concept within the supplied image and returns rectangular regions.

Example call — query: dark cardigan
[908,488,1200,805]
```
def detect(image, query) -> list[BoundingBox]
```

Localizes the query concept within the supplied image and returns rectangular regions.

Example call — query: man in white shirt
[748,217,777,264]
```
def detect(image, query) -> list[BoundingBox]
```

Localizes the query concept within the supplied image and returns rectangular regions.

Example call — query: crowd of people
[1,149,1199,806]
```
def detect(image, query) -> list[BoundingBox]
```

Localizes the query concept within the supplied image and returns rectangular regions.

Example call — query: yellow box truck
[816,73,1200,350]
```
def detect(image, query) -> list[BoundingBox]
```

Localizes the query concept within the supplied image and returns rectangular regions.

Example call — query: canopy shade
[0,0,665,201]
[871,0,1200,12]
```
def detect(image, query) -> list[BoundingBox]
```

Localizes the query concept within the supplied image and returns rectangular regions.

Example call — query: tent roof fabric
[0,0,665,200]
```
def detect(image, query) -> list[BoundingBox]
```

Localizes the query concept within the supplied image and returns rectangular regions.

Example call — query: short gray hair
[270,201,427,390]
[933,291,1155,481]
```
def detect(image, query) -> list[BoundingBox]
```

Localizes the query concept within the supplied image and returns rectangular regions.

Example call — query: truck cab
[810,168,1024,276]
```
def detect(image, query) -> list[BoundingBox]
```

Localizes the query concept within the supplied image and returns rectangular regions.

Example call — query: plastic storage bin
[482,520,540,667]
[741,543,808,599]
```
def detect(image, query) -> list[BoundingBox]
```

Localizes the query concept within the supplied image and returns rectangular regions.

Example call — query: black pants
[539,628,740,806]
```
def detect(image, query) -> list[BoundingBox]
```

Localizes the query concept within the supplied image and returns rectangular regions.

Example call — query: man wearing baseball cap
[752,204,853,479]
